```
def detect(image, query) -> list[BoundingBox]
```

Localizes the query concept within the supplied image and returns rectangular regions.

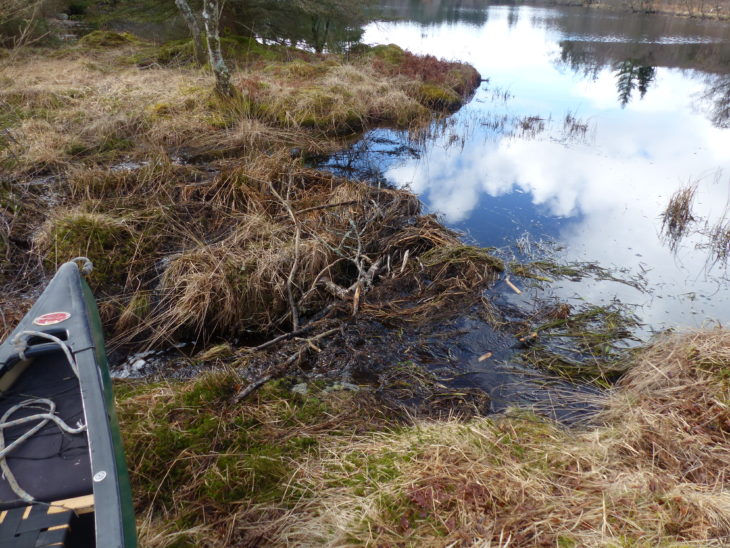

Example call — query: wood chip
[478,352,493,362]
[399,249,410,274]
[504,276,522,294]
[352,284,361,316]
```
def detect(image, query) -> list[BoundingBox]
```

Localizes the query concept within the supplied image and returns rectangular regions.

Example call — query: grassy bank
[0,33,481,346]
[117,329,730,546]
[4,24,730,548]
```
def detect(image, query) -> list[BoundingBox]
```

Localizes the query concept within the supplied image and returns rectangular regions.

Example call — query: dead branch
[234,327,341,402]
[319,277,351,300]
[267,177,301,330]
[294,200,359,216]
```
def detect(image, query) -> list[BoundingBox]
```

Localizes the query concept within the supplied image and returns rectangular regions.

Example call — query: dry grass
[236,62,429,133]
[155,215,329,339]
[120,330,730,547]
[1,40,476,172]
[661,182,697,250]
[1,40,487,349]
[241,330,730,547]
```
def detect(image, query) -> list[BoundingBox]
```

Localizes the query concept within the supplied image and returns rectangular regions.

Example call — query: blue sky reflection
[359,5,730,330]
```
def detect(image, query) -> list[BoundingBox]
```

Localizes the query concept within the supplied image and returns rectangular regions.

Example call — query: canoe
[0,259,136,547]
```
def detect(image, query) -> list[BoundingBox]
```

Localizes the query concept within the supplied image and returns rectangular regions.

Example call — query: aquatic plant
[516,303,641,385]
[661,182,697,250]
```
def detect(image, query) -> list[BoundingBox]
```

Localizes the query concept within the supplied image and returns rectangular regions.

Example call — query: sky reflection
[357,4,730,330]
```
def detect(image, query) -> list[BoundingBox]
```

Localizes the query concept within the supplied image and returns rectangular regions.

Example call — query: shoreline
[3,17,730,546]
[544,0,730,20]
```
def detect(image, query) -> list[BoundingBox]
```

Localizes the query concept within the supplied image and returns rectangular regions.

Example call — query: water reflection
[614,60,655,106]
[331,3,730,330]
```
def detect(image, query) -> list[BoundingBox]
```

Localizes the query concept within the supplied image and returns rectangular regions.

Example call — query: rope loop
[70,257,93,276]
[2,332,87,503]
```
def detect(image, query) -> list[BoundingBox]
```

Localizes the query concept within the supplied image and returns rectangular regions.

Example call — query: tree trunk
[202,0,235,97]
[174,0,207,66]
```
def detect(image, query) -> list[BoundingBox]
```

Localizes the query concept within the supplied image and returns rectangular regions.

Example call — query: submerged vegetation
[516,303,641,385]
[661,182,697,251]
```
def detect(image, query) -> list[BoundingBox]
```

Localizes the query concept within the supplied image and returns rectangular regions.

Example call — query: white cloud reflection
[362,8,730,329]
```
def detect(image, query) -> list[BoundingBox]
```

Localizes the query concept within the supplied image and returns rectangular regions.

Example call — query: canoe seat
[0,504,72,547]
[0,495,93,548]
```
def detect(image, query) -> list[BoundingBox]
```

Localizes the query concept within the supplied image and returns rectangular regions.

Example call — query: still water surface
[327,2,730,333]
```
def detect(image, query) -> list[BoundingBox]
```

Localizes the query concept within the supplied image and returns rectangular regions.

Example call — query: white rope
[1,332,87,503]
[12,331,79,377]
[70,257,93,276]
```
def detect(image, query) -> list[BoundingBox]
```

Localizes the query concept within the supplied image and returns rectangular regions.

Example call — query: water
[325,2,730,333]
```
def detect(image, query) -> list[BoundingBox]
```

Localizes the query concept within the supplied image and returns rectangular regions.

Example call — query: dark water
[325,1,730,334]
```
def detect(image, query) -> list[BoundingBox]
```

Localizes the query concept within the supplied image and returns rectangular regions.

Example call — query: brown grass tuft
[240,330,730,546]
[661,182,697,250]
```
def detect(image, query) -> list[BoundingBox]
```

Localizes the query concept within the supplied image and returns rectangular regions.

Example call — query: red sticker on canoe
[32,312,71,326]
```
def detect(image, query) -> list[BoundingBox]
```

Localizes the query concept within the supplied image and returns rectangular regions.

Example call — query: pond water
[325,1,730,334]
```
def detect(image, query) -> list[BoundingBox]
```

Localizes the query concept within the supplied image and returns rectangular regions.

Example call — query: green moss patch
[36,211,139,290]
[417,83,462,111]
[116,371,391,543]
[371,43,407,65]
[79,30,138,48]
[129,39,196,67]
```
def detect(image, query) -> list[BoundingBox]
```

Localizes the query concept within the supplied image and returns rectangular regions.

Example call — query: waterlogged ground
[326,2,730,334]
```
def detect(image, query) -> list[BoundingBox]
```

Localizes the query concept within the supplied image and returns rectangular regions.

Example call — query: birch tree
[202,0,234,96]
[174,0,207,65]
[174,0,235,97]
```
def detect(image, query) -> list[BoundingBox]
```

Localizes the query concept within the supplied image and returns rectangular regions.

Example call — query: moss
[79,30,138,48]
[203,447,290,504]
[130,39,195,67]
[371,43,407,65]
[220,35,293,64]
[182,369,240,407]
[417,83,462,111]
[115,371,388,529]
[40,211,138,289]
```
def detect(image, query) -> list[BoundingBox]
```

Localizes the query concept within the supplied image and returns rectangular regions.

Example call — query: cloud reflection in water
[358,5,730,330]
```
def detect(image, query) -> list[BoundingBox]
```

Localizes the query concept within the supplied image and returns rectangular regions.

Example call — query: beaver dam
[3,3,730,545]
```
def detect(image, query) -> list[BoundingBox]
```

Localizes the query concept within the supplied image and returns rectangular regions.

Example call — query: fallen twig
[250,324,316,352]
[294,200,359,216]
[504,276,522,295]
[234,327,341,402]
[267,176,301,330]
[319,278,351,300]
